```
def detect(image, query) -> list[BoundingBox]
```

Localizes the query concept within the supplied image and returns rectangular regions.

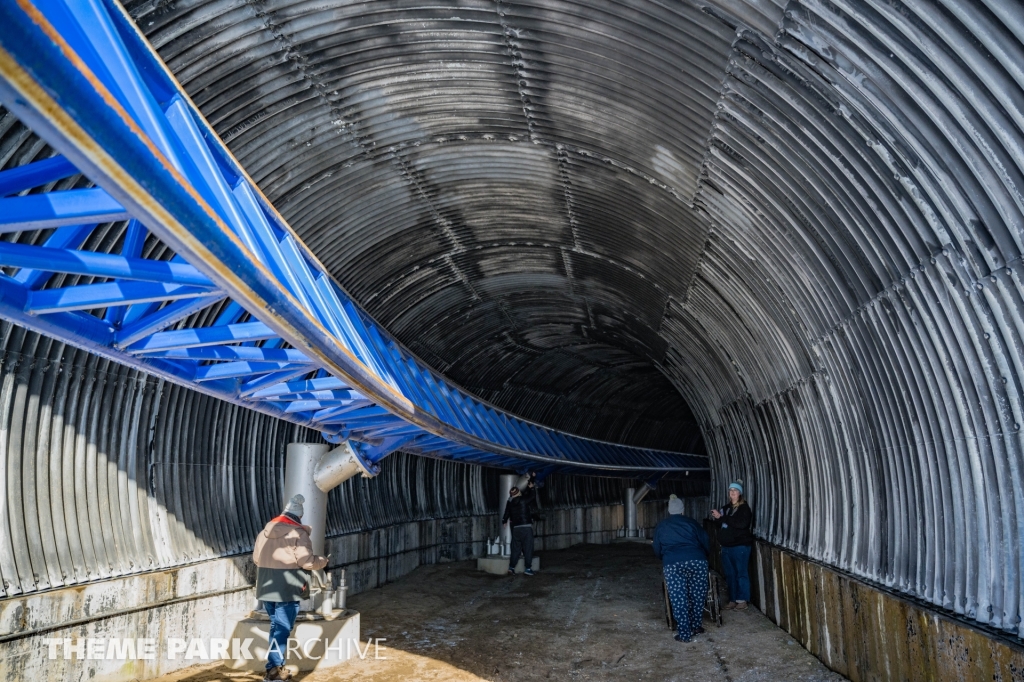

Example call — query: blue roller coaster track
[0,0,707,479]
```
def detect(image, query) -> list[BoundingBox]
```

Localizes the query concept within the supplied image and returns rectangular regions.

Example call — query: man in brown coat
[252,494,329,681]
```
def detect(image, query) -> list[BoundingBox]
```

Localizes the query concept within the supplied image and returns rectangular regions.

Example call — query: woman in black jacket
[710,481,754,610]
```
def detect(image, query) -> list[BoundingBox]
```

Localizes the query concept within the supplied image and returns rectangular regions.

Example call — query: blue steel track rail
[0,0,707,478]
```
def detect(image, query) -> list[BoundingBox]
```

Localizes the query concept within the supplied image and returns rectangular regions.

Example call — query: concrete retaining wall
[0,558,255,681]
[752,542,1024,682]
[326,497,694,594]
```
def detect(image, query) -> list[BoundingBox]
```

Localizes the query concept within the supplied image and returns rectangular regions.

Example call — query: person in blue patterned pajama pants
[663,558,709,641]
[653,494,710,642]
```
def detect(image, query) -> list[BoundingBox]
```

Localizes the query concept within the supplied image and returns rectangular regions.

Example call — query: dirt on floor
[162,543,847,682]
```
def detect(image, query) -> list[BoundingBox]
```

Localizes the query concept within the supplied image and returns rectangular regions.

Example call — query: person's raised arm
[292,532,328,570]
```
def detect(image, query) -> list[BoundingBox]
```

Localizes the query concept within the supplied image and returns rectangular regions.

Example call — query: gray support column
[633,481,654,505]
[283,442,330,555]
[499,473,517,556]
[624,486,638,538]
[313,440,378,492]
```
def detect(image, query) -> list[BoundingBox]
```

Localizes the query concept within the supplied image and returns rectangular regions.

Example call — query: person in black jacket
[653,494,710,642]
[502,475,537,575]
[710,481,754,610]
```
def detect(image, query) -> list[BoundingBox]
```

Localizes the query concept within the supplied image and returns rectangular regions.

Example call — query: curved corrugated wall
[0,322,706,598]
[0,322,301,596]
[689,4,1024,638]
[109,0,1024,638]
[120,0,709,453]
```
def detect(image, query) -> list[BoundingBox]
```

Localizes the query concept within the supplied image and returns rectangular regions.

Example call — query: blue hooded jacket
[652,514,709,565]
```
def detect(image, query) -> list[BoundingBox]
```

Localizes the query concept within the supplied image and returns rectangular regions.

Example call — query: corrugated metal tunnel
[0,0,1023,679]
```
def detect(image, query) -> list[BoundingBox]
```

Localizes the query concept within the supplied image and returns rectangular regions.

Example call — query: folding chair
[705,569,723,626]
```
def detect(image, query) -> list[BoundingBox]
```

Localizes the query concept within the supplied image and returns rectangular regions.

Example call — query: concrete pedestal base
[226,609,361,673]
[477,556,540,575]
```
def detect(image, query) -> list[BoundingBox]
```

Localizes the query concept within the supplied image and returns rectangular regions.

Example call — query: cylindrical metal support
[321,589,335,615]
[624,486,638,537]
[313,440,377,492]
[633,482,654,505]
[499,473,517,556]
[319,565,335,614]
[335,569,347,610]
[284,442,330,555]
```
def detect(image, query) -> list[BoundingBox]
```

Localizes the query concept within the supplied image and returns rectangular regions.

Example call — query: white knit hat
[668,494,684,515]
[284,494,304,518]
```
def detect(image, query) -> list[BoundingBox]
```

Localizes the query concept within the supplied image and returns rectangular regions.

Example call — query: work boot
[723,601,737,610]
[264,665,292,681]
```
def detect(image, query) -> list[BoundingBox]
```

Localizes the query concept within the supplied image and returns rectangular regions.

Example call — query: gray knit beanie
[284,494,304,518]
[668,494,684,515]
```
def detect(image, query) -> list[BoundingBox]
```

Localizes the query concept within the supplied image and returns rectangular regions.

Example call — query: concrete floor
[163,543,847,682]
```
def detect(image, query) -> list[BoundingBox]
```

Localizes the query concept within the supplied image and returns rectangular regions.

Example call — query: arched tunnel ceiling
[116,0,1024,635]
[122,0,743,452]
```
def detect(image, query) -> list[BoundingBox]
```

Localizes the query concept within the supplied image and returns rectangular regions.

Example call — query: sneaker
[724,601,737,610]
[507,568,516,575]
[735,601,748,610]
[264,666,292,681]
[524,568,535,576]
[673,634,692,643]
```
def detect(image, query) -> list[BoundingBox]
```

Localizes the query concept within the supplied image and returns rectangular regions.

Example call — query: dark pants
[721,545,752,602]
[509,525,534,571]
[664,559,708,640]
[263,600,300,670]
